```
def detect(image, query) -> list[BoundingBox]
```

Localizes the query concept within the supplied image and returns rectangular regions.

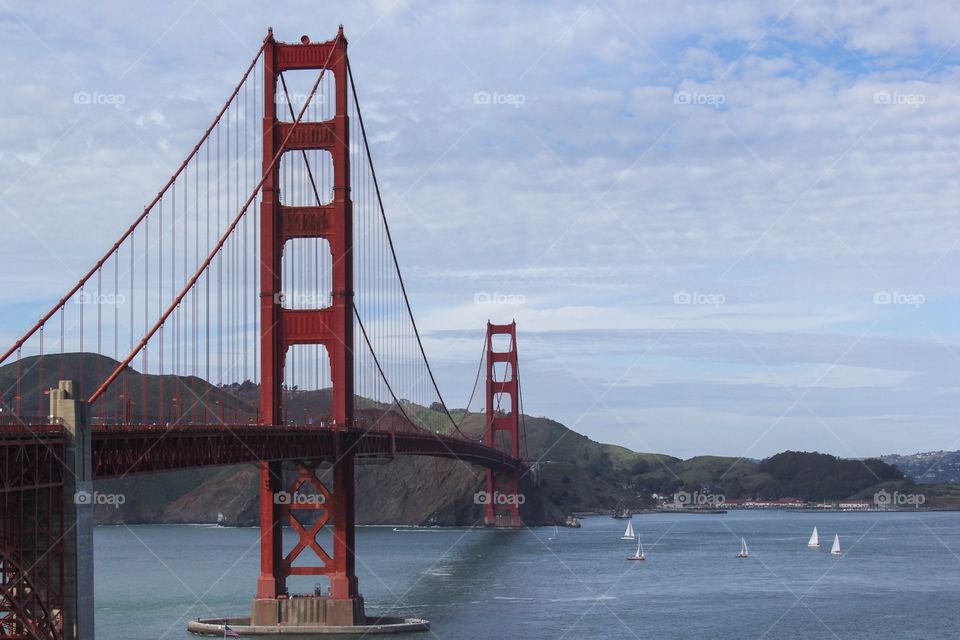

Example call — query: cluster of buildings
[722,498,875,510]
[648,493,877,511]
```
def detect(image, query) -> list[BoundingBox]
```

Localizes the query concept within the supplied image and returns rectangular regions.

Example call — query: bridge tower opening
[484,321,523,528]
[253,27,363,626]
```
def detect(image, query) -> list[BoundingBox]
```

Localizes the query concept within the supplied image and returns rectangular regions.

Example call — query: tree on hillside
[758,451,905,501]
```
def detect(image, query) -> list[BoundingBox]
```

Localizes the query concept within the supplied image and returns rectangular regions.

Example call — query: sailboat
[621,520,635,540]
[736,537,749,558]
[807,526,820,548]
[830,534,841,556]
[627,537,645,561]
[548,526,559,541]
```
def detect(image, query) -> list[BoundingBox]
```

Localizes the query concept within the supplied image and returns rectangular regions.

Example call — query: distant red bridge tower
[484,321,523,527]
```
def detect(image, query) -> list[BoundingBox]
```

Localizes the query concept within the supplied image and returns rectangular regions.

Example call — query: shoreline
[92,507,960,529]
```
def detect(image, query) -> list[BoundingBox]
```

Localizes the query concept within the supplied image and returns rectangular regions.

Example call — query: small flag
[224,624,241,639]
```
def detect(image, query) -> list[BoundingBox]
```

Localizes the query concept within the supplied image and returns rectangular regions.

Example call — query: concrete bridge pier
[51,380,95,640]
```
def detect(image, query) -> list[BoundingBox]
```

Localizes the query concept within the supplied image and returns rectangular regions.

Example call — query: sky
[1,1,960,459]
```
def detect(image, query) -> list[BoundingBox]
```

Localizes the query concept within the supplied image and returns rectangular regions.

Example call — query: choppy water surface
[95,511,960,639]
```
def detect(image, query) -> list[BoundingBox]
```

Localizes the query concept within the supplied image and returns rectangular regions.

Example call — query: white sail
[830,534,841,555]
[737,536,749,557]
[621,520,635,540]
[808,526,820,547]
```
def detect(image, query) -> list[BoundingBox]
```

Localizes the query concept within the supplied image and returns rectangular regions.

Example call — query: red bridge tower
[484,321,523,528]
[253,28,363,625]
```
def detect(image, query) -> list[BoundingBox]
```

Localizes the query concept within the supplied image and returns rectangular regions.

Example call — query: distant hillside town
[881,451,960,484]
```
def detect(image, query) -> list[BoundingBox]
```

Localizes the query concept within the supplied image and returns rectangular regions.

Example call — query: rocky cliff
[95,455,561,526]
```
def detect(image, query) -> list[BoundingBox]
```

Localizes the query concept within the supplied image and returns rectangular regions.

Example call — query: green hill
[0,354,945,523]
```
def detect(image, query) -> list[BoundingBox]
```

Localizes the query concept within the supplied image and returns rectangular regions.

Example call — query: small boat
[627,538,645,561]
[830,534,841,556]
[548,526,559,541]
[621,520,635,540]
[807,526,820,548]
[612,501,632,519]
[736,537,749,558]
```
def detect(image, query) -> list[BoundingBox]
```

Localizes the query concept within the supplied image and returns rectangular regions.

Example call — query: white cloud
[2,0,960,456]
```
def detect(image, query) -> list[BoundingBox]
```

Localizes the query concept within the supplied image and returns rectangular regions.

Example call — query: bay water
[94,511,960,639]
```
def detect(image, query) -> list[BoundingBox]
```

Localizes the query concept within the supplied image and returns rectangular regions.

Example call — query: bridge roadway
[1,410,523,486]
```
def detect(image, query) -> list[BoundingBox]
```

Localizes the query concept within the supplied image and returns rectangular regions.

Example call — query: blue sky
[2,1,960,458]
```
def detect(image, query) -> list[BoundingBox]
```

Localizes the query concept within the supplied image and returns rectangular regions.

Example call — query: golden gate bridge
[0,27,528,638]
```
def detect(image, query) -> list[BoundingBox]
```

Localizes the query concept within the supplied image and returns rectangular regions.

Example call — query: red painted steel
[257,27,358,602]
[0,550,61,640]
[3,418,524,487]
[484,321,523,527]
[0,434,65,640]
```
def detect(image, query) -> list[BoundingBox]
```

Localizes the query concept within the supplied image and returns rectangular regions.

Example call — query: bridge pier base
[251,454,366,628]
[484,470,523,528]
[53,380,95,640]
[251,595,365,627]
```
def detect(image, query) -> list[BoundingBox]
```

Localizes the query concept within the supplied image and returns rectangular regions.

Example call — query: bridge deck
[1,422,523,486]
